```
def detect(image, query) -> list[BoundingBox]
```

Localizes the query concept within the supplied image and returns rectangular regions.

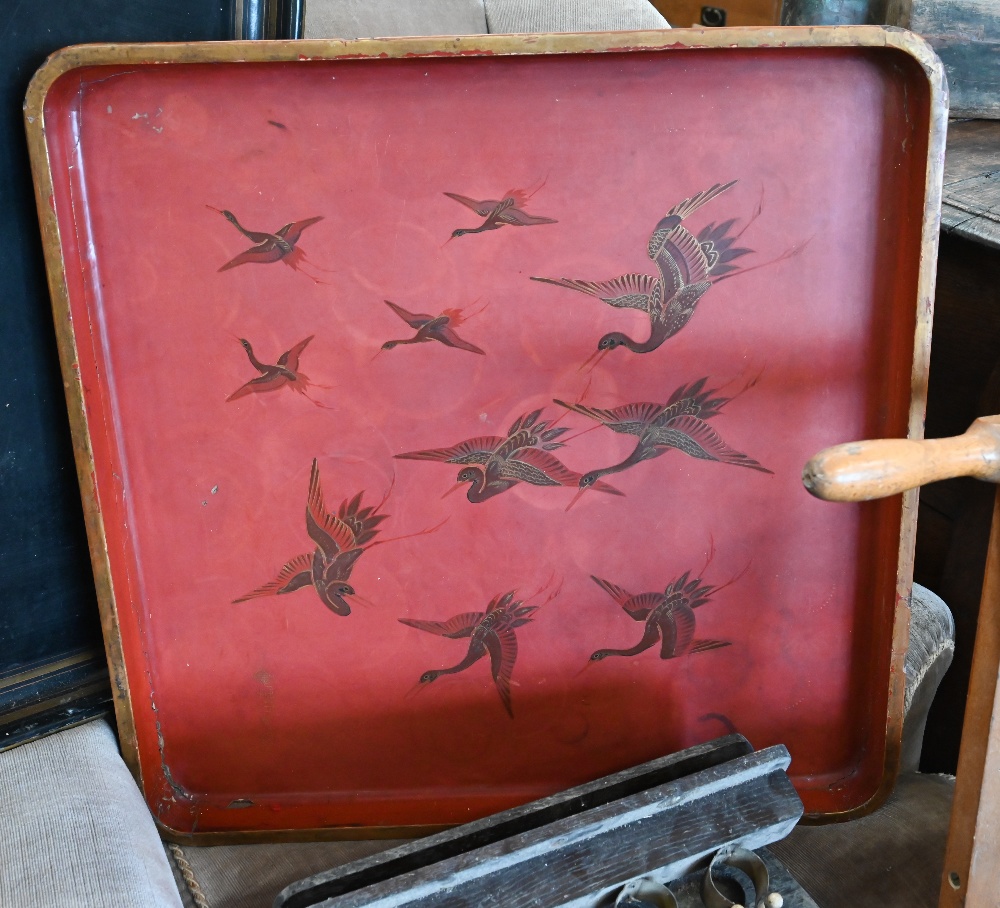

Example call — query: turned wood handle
[803,417,1000,502]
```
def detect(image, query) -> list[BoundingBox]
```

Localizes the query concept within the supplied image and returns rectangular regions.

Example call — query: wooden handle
[803,417,1000,502]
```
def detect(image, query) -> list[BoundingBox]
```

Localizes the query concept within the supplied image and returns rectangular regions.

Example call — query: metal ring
[701,846,783,908]
[615,877,680,908]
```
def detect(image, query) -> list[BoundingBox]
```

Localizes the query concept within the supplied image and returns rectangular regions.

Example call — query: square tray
[25,27,946,839]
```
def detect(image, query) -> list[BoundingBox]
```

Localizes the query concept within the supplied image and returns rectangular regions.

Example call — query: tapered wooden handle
[803,417,1000,502]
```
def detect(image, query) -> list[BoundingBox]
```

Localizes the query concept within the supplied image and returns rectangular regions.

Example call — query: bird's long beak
[579,348,608,373]
[565,487,589,512]
[442,482,465,499]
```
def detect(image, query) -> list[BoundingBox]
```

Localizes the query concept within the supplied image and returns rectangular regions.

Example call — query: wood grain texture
[941,120,1000,252]
[803,417,1000,502]
[940,486,1000,908]
[651,0,780,26]
[278,741,801,908]
[910,0,1000,118]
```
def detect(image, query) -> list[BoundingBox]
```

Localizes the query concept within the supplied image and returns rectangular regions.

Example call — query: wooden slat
[940,485,1000,907]
[651,0,780,26]
[278,740,802,908]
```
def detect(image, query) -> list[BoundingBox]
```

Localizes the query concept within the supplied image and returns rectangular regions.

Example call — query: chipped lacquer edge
[23,26,946,841]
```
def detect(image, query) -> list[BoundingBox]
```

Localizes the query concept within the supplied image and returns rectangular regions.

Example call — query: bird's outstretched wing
[384,300,434,329]
[659,603,697,658]
[232,553,313,602]
[394,436,503,465]
[275,216,323,245]
[655,281,711,331]
[590,575,634,607]
[499,209,558,227]
[657,415,773,473]
[619,592,662,621]
[277,335,314,371]
[530,274,655,311]
[554,399,663,436]
[443,192,498,217]
[435,325,486,355]
[508,448,624,496]
[337,490,389,548]
[654,229,714,300]
[399,612,483,638]
[485,627,518,718]
[648,181,738,253]
[218,242,286,271]
[226,371,286,401]
[306,461,361,559]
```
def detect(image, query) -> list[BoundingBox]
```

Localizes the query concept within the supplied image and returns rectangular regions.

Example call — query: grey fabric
[770,772,954,908]
[304,0,487,38]
[484,0,670,33]
[0,719,182,908]
[168,840,404,908]
[901,584,955,773]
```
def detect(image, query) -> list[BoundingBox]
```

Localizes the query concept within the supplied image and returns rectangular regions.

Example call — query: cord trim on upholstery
[168,844,211,908]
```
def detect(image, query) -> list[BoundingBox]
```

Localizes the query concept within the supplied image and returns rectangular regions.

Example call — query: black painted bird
[378,300,486,355]
[532,181,751,362]
[234,460,441,614]
[445,187,557,238]
[395,410,623,503]
[555,377,771,506]
[589,570,731,662]
[400,590,539,717]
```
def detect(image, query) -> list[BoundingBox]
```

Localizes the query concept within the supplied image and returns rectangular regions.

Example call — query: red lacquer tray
[25,28,946,839]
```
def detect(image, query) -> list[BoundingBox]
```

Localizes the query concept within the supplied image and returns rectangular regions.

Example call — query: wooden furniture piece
[651,0,780,26]
[277,735,806,908]
[805,418,1000,908]
[904,119,1000,775]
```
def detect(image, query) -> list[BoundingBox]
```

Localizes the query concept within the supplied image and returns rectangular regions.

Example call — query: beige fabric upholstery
[168,840,403,908]
[303,0,670,39]
[484,0,670,32]
[771,773,954,908]
[0,720,182,908]
[304,0,487,38]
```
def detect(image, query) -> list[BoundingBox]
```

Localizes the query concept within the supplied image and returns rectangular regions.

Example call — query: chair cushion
[0,719,182,908]
[484,0,670,32]
[769,772,954,908]
[168,839,403,908]
[304,0,488,38]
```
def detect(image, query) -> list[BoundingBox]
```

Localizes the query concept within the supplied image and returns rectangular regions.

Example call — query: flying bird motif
[233,460,442,615]
[555,377,771,505]
[444,185,557,239]
[588,569,733,662]
[531,181,751,362]
[378,299,486,356]
[395,409,623,503]
[400,589,541,717]
[209,206,327,282]
[226,335,330,407]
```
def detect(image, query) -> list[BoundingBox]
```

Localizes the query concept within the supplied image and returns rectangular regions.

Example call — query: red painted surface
[42,45,930,833]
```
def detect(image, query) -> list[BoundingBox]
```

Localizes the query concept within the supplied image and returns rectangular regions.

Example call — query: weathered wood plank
[940,120,1000,251]
[910,0,1000,118]
[276,739,803,908]
[940,486,1000,908]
